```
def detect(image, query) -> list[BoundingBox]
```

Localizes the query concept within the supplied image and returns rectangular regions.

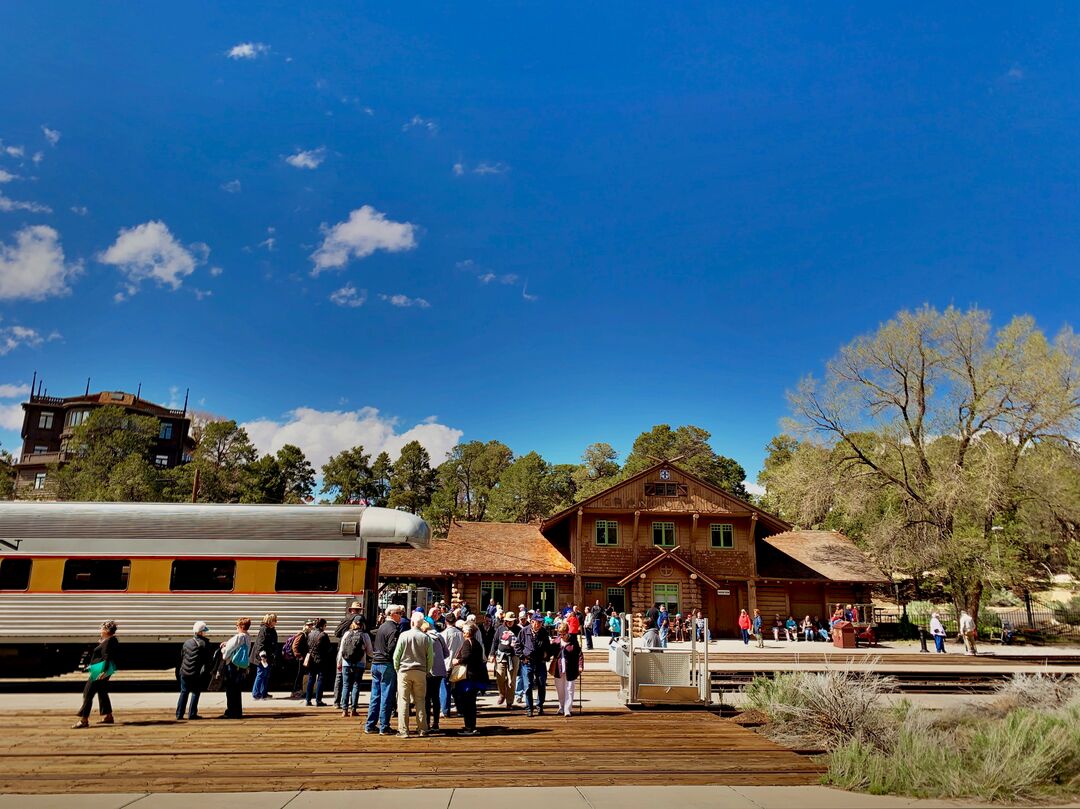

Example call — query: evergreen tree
[320,446,376,504]
[52,407,162,501]
[387,440,436,514]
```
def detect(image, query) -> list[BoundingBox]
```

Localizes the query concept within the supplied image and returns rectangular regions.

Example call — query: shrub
[992,672,1080,712]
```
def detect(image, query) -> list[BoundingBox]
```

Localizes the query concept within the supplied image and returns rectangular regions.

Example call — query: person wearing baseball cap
[176,620,212,721]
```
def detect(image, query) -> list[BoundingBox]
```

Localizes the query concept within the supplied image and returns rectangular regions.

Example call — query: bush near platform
[745,671,1080,803]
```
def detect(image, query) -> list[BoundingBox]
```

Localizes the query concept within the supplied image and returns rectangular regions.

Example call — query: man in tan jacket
[392,612,434,738]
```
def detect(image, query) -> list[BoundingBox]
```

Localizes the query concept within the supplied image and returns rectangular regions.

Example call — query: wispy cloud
[452,162,465,176]
[310,205,418,274]
[41,126,60,146]
[285,146,326,169]
[455,259,474,269]
[99,220,207,297]
[70,205,89,216]
[473,161,509,175]
[402,115,438,134]
[0,170,17,184]
[31,152,44,165]
[478,272,519,285]
[0,225,81,301]
[379,293,430,309]
[220,179,242,193]
[227,42,270,60]
[4,146,24,158]
[330,284,367,308]
[522,282,539,302]
[0,383,30,399]
[0,193,50,214]
[1005,64,1024,81]
[0,324,60,356]
[258,226,276,251]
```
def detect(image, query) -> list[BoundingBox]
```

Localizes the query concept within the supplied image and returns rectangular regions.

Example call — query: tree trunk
[966,580,983,625]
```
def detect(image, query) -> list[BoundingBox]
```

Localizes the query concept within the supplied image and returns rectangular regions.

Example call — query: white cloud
[522,282,538,302]
[0,193,51,214]
[4,146,24,158]
[477,271,518,285]
[0,225,81,300]
[330,284,366,307]
[402,115,438,134]
[0,324,57,355]
[221,179,242,193]
[478,272,496,283]
[379,293,430,308]
[285,147,326,169]
[258,226,276,251]
[310,205,418,274]
[227,42,270,60]
[31,151,44,165]
[243,406,463,473]
[474,161,509,175]
[455,259,474,269]
[209,266,223,277]
[744,481,766,497]
[0,404,22,430]
[452,162,465,176]
[98,220,205,293]
[41,126,60,146]
[70,205,89,216]
[1006,64,1024,81]
[0,383,30,399]
[0,169,17,183]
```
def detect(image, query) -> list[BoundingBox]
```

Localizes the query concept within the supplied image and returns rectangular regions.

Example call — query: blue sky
[1,4,1078,487]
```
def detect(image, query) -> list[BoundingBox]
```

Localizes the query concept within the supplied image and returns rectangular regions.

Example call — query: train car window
[275,561,339,592]
[0,558,32,590]
[61,559,130,591]
[170,560,236,591]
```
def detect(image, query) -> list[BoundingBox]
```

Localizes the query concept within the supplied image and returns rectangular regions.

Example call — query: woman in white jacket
[220,617,252,719]
[929,612,947,654]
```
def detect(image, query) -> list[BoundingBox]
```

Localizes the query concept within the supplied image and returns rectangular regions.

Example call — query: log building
[380,460,888,635]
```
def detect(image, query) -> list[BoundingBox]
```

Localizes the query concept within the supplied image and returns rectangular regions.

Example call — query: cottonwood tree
[788,305,1080,618]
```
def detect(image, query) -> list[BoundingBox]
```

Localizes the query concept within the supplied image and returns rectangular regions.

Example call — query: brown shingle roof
[379,521,574,578]
[760,530,889,583]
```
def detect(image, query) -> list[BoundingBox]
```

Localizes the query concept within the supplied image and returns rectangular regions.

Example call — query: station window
[38,412,54,429]
[275,561,339,592]
[653,583,680,614]
[170,560,236,591]
[652,521,676,548]
[480,581,505,607]
[530,581,556,613]
[0,558,32,591]
[62,559,130,591]
[154,455,169,468]
[595,520,619,546]
[710,523,734,549]
[509,580,527,591]
[34,472,47,490]
[159,422,173,440]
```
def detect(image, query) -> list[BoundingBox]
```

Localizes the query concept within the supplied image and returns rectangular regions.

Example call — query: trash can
[832,621,857,648]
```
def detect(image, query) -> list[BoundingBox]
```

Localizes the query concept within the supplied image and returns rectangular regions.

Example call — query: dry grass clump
[745,671,1080,802]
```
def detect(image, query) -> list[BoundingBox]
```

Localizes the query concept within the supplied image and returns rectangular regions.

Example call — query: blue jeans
[933,634,945,653]
[515,661,527,698]
[365,662,396,732]
[660,627,669,647]
[341,663,365,710]
[305,665,326,704]
[176,675,202,719]
[440,675,455,715]
[251,664,271,699]
[741,628,750,644]
[520,660,546,710]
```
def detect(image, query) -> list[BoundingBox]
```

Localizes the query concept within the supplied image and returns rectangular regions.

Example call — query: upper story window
[595,520,619,546]
[33,445,48,455]
[644,481,688,497]
[68,409,91,427]
[38,412,54,430]
[710,523,734,549]
[154,455,170,468]
[159,422,173,440]
[652,521,676,548]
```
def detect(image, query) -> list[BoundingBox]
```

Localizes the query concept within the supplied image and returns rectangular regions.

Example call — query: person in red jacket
[737,609,752,645]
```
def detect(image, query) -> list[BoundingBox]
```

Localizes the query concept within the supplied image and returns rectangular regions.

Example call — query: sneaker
[459,728,479,736]
[418,731,429,737]
[537,707,544,716]
[526,709,534,717]
[379,728,393,736]
[397,731,410,739]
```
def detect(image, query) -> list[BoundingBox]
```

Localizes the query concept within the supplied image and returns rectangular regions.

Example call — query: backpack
[282,633,300,660]
[334,615,355,639]
[341,631,365,665]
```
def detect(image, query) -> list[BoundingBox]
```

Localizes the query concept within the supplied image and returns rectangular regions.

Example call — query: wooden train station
[381,460,887,635]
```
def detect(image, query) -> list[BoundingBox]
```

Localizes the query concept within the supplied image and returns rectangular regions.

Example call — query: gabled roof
[759,531,889,583]
[541,460,790,534]
[615,546,722,590]
[379,521,574,578]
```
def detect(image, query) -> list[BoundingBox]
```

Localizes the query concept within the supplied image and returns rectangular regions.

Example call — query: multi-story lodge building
[13,382,194,499]
[380,460,888,635]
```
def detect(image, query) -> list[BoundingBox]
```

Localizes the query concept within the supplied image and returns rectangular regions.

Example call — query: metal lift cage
[610,613,712,707]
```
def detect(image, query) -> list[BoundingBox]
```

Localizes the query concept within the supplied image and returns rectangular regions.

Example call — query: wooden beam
[573,508,584,605]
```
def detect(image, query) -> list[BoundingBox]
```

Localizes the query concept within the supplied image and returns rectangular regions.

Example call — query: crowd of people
[736,604,864,647]
[72,598,591,735]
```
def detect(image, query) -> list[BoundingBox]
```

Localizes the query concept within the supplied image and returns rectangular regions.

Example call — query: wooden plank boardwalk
[0,705,822,793]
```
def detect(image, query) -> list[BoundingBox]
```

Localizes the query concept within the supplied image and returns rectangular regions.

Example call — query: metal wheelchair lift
[610,614,713,707]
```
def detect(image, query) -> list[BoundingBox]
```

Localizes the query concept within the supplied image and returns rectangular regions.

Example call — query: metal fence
[873,605,1080,640]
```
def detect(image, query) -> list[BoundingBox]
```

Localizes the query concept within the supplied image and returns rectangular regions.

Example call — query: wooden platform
[0,706,823,793]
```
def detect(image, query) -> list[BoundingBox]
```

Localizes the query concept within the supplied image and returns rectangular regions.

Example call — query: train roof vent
[340,521,359,536]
